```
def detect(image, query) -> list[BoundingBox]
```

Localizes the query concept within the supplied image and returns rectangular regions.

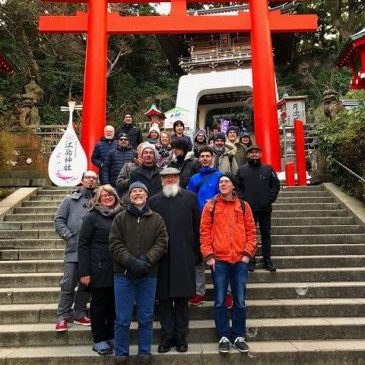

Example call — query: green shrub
[315,91,365,201]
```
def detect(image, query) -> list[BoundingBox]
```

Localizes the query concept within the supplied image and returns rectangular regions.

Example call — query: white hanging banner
[48,101,87,186]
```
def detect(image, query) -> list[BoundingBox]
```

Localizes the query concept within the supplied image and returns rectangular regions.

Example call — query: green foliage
[315,91,365,200]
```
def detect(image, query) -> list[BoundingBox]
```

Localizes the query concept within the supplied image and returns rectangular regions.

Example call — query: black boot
[264,258,276,272]
[175,337,188,352]
[248,258,256,272]
[158,336,174,353]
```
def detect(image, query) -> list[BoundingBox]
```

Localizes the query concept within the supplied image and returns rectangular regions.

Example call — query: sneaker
[74,316,91,326]
[233,337,249,353]
[218,336,231,353]
[189,295,204,306]
[55,319,68,332]
[92,341,113,355]
[264,259,277,272]
[225,293,233,309]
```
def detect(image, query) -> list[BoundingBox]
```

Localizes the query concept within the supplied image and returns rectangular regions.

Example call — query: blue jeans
[211,260,248,340]
[114,275,157,356]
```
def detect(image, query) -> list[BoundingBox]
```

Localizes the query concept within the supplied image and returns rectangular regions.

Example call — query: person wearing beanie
[109,179,168,365]
[240,131,253,150]
[168,138,200,188]
[146,124,160,145]
[200,173,256,354]
[129,143,162,197]
[236,145,280,272]
[226,126,246,167]
[212,133,238,174]
[193,129,208,158]
[171,120,193,151]
[101,133,134,196]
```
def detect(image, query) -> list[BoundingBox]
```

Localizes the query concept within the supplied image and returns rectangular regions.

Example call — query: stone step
[22,201,59,208]
[272,203,341,210]
[30,196,66,202]
[38,190,76,196]
[271,225,365,235]
[272,209,350,217]
[0,260,63,274]
[271,234,365,244]
[1,318,365,347]
[2,282,365,305]
[277,191,330,197]
[13,207,57,214]
[276,197,335,204]
[2,341,365,365]
[4,214,55,222]
[281,186,325,191]
[271,217,356,225]
[0,249,64,261]
[2,268,365,288]
[270,244,365,256]
[0,239,63,250]
[0,230,58,239]
[2,298,365,325]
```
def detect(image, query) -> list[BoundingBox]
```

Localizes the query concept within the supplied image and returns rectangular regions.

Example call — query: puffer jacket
[213,143,238,173]
[200,194,256,264]
[109,208,168,276]
[101,145,134,187]
[91,137,117,170]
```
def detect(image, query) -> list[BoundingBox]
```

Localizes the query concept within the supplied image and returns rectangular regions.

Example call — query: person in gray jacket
[54,170,98,331]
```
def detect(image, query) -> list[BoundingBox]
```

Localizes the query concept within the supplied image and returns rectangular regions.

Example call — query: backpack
[209,196,246,223]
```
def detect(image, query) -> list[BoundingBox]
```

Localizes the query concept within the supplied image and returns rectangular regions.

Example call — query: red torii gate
[39,0,317,171]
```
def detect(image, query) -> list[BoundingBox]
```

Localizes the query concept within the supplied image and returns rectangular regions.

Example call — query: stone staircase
[0,184,365,364]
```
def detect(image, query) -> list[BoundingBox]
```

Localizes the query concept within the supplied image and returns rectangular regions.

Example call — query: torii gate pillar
[249,0,281,170]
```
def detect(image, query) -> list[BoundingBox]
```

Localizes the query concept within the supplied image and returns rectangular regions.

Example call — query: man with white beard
[149,167,200,354]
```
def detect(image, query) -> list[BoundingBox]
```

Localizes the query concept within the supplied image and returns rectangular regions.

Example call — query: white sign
[286,99,306,126]
[48,101,87,186]
[164,107,192,129]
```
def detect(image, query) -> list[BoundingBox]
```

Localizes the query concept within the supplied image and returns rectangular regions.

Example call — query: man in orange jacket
[200,173,256,354]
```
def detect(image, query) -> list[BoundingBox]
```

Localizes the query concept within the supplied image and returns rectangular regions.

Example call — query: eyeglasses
[100,193,114,198]
[119,138,128,141]
[83,176,97,180]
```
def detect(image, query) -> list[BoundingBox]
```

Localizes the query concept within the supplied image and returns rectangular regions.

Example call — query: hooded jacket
[213,142,238,174]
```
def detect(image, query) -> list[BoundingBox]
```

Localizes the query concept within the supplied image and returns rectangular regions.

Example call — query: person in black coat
[91,126,117,181]
[101,133,135,194]
[168,138,200,188]
[236,145,280,272]
[115,113,143,149]
[149,167,200,354]
[78,184,123,355]
[129,143,162,197]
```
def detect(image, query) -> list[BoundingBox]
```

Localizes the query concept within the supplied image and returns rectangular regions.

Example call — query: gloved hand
[125,256,151,279]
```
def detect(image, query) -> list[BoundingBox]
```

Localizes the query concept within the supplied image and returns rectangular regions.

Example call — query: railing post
[285,161,296,187]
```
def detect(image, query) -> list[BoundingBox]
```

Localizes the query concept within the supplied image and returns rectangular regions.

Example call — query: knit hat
[214,132,226,142]
[240,130,250,138]
[148,124,160,137]
[226,126,240,136]
[129,181,148,195]
[171,137,189,154]
[140,142,159,160]
[219,172,238,190]
[194,129,207,142]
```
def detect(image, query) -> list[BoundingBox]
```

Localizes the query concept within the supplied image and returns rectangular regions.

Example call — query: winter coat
[187,167,224,212]
[91,137,117,170]
[168,151,200,188]
[78,206,123,288]
[129,164,162,197]
[236,162,280,212]
[116,161,139,204]
[54,188,94,263]
[116,124,143,149]
[101,146,134,187]
[149,189,200,299]
[109,207,168,276]
[200,194,256,264]
[171,134,193,151]
[213,143,238,174]
[226,139,246,167]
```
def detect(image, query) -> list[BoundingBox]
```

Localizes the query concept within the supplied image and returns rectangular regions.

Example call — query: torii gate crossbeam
[39,0,318,171]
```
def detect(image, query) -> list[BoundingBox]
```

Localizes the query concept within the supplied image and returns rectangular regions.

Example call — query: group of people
[54,113,280,365]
